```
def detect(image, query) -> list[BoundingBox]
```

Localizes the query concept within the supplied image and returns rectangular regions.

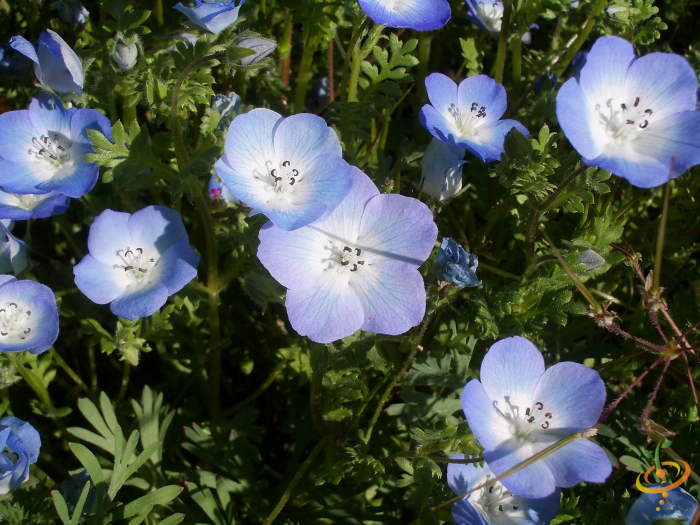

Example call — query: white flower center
[0,301,33,342]
[595,96,654,146]
[448,102,488,139]
[473,477,527,524]
[29,134,72,167]
[115,247,158,283]
[255,159,303,197]
[493,397,554,444]
[324,242,366,274]
[475,1,503,32]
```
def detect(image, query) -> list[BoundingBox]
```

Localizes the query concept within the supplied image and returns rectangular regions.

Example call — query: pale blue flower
[112,43,138,70]
[420,73,528,162]
[0,94,111,198]
[434,238,480,288]
[173,0,245,34]
[358,0,451,31]
[422,138,466,201]
[462,336,611,499]
[576,249,605,271]
[556,36,700,188]
[0,221,27,276]
[211,93,241,130]
[235,35,277,66]
[10,30,83,95]
[73,206,200,321]
[0,417,40,493]
[465,0,535,44]
[626,484,698,525]
[258,167,437,343]
[208,173,239,205]
[0,276,59,354]
[214,108,353,231]
[448,455,560,525]
[0,190,69,220]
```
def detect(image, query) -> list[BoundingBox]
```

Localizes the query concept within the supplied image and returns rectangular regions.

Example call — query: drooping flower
[258,167,437,343]
[208,173,239,205]
[465,0,535,44]
[211,93,242,130]
[434,238,481,288]
[73,206,200,321]
[51,0,90,26]
[0,94,111,199]
[448,455,560,525]
[556,36,700,188]
[461,336,611,499]
[0,221,27,276]
[0,45,32,81]
[0,190,69,220]
[0,275,59,354]
[235,35,277,66]
[214,108,353,231]
[625,484,698,525]
[0,417,41,493]
[173,0,245,34]
[357,0,451,31]
[421,138,466,201]
[420,73,528,162]
[10,30,83,95]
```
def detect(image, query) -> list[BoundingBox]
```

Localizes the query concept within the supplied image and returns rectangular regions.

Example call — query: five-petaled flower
[421,139,466,201]
[0,417,41,494]
[434,238,481,288]
[465,0,536,44]
[461,336,611,499]
[214,108,353,231]
[0,275,59,354]
[358,0,451,31]
[625,484,698,525]
[73,206,200,321]
[10,30,83,95]
[173,0,245,34]
[448,455,560,525]
[556,36,700,188]
[0,94,111,199]
[420,73,528,162]
[258,167,437,343]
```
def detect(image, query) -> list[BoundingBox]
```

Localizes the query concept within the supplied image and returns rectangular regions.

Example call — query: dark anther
[626,119,635,125]
[499,505,503,511]
[535,402,543,410]
[527,416,535,423]
[43,136,49,144]
[0,310,5,313]
[139,268,148,273]
[645,108,653,115]
[274,176,282,182]
[621,103,627,110]
[541,421,550,429]
[1,332,6,336]
[595,104,601,111]
[150,259,155,263]
[344,246,352,252]
[26,311,30,317]
[292,169,299,176]
[125,250,133,256]
[350,264,358,272]
[545,412,552,419]
[289,178,296,185]
[480,106,486,113]
[271,169,277,176]
[282,160,291,167]
[639,120,649,129]
[606,98,613,108]
[525,407,530,416]
[136,248,143,254]
[341,261,349,266]
[58,144,65,152]
[356,248,362,256]
[38,148,45,155]
[489,486,494,493]
[358,261,365,265]
[513,506,518,510]
[124,265,134,271]
[54,134,59,142]
[471,102,478,111]
[49,154,57,160]
[9,303,17,309]
[634,97,640,107]
[24,328,30,334]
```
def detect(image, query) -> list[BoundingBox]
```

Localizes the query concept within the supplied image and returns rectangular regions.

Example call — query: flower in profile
[208,173,239,205]
[173,0,245,34]
[10,30,83,95]
[0,221,27,276]
[357,0,451,31]
[0,275,59,354]
[420,73,528,162]
[0,190,69,220]
[73,206,200,321]
[448,455,560,525]
[214,108,353,231]
[0,94,111,199]
[51,0,90,26]
[235,35,277,66]
[0,417,41,493]
[465,0,535,44]
[625,485,698,525]
[556,36,700,188]
[258,168,437,343]
[462,336,611,499]
[0,45,32,81]
[422,139,466,201]
[434,238,481,288]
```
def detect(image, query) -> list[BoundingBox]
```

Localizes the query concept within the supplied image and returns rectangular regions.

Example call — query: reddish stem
[641,359,671,421]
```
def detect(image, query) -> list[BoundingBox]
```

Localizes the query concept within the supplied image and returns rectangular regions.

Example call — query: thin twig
[598,355,664,423]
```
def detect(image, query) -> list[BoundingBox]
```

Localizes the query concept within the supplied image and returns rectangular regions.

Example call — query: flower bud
[235,36,277,66]
[433,238,481,289]
[51,0,89,26]
[112,42,138,70]
[421,138,466,201]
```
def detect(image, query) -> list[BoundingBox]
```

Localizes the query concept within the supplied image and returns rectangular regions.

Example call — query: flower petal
[153,240,199,295]
[87,210,133,264]
[447,455,483,495]
[73,254,128,304]
[173,2,242,33]
[272,113,342,173]
[457,75,508,123]
[0,190,70,220]
[459,119,529,162]
[420,104,462,147]
[578,36,634,106]
[461,379,513,450]
[539,437,612,489]
[425,73,459,116]
[0,109,37,164]
[357,0,450,30]
[626,486,698,525]
[128,205,189,253]
[37,31,82,94]
[556,78,605,160]
[109,283,170,321]
[452,499,490,525]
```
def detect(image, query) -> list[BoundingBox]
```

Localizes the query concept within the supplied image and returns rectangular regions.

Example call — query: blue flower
[173,0,245,34]
[235,36,277,66]
[257,167,438,343]
[625,484,698,525]
[461,336,611,499]
[214,108,353,231]
[10,30,83,95]
[0,221,27,276]
[420,73,528,162]
[211,93,241,130]
[0,190,69,220]
[434,238,481,288]
[51,0,90,26]
[569,51,588,80]
[208,173,239,205]
[0,45,32,81]
[0,417,40,494]
[422,139,466,201]
[465,0,535,43]
[73,206,200,321]
[0,276,59,354]
[556,36,700,188]
[533,72,558,95]
[448,455,560,525]
[0,94,111,199]
[357,0,451,31]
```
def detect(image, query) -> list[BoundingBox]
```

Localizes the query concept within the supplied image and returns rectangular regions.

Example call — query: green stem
[118,362,131,401]
[416,34,433,101]
[261,438,327,525]
[154,0,164,26]
[494,0,512,85]
[511,36,522,86]
[653,180,672,293]
[347,23,383,104]
[294,25,318,113]
[553,0,608,75]
[340,17,369,104]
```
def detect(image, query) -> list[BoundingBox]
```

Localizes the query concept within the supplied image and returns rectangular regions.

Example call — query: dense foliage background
[1,0,700,523]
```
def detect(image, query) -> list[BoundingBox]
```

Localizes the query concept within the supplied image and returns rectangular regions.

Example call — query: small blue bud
[434,238,481,289]
[112,42,138,70]
[235,36,277,66]
[51,0,90,26]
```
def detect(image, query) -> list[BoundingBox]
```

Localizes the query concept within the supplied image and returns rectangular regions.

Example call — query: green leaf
[107,485,183,521]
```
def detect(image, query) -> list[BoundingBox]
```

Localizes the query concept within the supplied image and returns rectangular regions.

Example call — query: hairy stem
[294,24,318,112]
[653,179,672,293]
[598,355,664,423]
[494,0,512,85]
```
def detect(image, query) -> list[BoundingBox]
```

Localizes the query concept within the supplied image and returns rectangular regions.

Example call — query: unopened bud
[235,36,277,66]
[112,42,138,70]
